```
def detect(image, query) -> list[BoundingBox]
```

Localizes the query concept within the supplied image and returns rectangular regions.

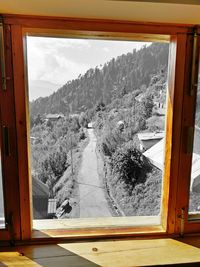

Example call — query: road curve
[78,128,111,218]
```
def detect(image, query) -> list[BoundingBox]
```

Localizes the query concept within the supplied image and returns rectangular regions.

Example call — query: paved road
[78,128,111,218]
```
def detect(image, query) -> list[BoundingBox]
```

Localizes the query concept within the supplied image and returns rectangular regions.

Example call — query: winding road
[77,127,111,218]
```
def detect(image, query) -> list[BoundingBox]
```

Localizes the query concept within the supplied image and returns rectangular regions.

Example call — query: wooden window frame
[175,31,200,235]
[0,14,199,242]
[0,22,21,242]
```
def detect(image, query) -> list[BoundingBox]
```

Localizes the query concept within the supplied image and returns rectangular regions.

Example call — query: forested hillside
[30,43,169,118]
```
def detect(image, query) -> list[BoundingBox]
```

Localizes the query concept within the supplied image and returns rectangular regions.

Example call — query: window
[0,15,200,241]
[26,36,169,231]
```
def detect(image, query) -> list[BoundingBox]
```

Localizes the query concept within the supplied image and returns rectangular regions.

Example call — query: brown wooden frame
[0,23,21,241]
[175,32,200,234]
[0,14,199,242]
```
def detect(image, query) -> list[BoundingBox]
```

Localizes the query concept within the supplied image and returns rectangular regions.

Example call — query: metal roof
[143,138,200,191]
[143,138,164,170]
[138,131,165,141]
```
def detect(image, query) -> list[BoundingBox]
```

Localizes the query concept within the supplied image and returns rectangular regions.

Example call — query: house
[143,137,200,193]
[45,113,64,122]
[1,0,200,266]
[137,131,165,151]
[32,177,49,219]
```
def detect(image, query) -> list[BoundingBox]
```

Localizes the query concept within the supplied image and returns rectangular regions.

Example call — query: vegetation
[31,114,87,211]
[93,69,166,215]
[111,147,152,191]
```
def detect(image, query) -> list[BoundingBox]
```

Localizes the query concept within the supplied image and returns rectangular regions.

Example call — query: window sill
[32,216,165,239]
[33,216,161,230]
[1,236,200,266]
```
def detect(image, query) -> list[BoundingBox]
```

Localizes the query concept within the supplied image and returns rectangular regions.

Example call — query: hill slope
[30,43,169,118]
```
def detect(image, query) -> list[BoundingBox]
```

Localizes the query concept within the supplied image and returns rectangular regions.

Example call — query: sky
[26,36,151,101]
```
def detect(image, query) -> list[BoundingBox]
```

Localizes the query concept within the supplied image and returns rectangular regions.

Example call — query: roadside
[96,143,125,217]
[54,129,89,218]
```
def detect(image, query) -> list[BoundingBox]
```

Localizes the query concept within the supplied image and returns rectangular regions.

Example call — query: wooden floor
[1,236,200,266]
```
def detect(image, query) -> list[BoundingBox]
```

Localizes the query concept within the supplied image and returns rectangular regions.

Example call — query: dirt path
[77,128,111,218]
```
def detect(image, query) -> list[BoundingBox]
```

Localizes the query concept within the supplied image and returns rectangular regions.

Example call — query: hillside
[30,43,169,118]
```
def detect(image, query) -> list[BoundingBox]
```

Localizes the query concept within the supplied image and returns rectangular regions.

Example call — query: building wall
[33,196,48,219]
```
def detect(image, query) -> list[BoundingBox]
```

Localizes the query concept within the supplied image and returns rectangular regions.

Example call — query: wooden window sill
[33,216,161,230]
[1,236,200,266]
[32,216,165,239]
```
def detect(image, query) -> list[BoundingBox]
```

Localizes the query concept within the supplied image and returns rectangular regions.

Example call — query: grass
[109,162,161,216]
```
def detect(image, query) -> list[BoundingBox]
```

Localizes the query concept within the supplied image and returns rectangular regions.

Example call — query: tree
[111,147,152,192]
[79,112,88,128]
[34,114,43,126]
[141,94,154,119]
[95,100,106,113]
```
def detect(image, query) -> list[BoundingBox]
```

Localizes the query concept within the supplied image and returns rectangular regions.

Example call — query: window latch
[190,27,199,96]
[6,212,15,246]
[178,208,185,237]
[2,76,11,91]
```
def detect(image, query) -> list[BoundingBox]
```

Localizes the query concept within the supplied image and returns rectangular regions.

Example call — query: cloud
[27,37,91,84]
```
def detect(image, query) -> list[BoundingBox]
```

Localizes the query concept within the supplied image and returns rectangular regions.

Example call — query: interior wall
[0,0,200,24]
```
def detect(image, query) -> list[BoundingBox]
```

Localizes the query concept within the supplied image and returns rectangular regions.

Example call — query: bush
[111,146,152,191]
[38,147,68,185]
[101,142,112,157]
[79,128,86,140]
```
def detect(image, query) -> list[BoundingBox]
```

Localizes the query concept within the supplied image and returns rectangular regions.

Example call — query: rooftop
[32,177,49,197]
[46,114,64,119]
[143,138,200,191]
[138,131,165,141]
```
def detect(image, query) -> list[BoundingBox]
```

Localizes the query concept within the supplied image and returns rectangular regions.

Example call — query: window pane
[0,153,5,229]
[189,63,200,216]
[26,36,169,229]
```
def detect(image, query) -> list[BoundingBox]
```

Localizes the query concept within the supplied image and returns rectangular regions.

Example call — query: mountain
[28,80,62,101]
[29,43,169,118]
